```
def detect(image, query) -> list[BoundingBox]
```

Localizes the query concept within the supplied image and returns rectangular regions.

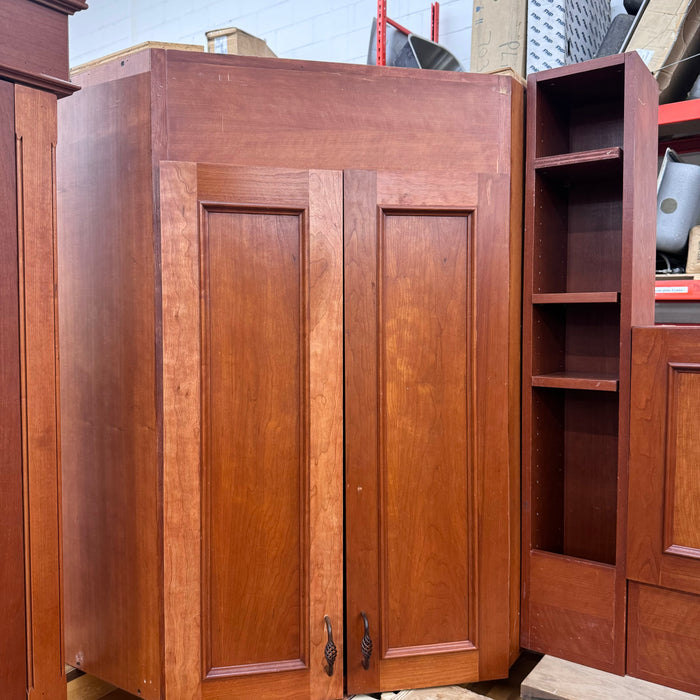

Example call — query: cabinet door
[627,326,700,694]
[345,170,519,694]
[159,163,344,700]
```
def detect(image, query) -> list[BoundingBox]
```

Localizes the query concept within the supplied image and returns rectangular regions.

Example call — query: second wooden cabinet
[58,49,523,699]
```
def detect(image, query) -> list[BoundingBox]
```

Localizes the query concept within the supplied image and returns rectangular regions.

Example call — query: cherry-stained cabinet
[627,326,700,695]
[520,53,657,675]
[0,1,86,698]
[58,48,523,699]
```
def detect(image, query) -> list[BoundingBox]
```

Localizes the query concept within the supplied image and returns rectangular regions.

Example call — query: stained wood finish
[58,73,162,700]
[345,169,519,695]
[14,83,65,699]
[59,51,523,699]
[0,79,26,700]
[521,52,658,674]
[0,0,84,96]
[628,327,700,598]
[627,583,700,695]
[527,552,616,671]
[160,163,344,700]
[70,50,517,178]
[0,3,85,695]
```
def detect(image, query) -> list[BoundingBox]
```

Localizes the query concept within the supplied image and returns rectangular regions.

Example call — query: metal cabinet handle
[323,615,337,677]
[360,611,373,670]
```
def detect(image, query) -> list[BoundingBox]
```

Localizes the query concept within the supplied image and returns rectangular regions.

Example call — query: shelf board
[533,292,620,304]
[534,147,623,183]
[532,372,619,392]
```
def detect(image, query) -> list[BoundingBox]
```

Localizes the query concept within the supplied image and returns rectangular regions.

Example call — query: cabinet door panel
[628,327,700,594]
[160,163,344,700]
[345,170,518,694]
[628,327,700,694]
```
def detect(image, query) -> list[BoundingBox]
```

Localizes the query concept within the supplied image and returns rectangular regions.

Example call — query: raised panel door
[159,162,344,700]
[345,170,518,694]
[627,326,700,693]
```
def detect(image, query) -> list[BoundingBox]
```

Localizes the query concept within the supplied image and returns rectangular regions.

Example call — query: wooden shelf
[534,148,623,183]
[532,372,619,392]
[532,292,620,304]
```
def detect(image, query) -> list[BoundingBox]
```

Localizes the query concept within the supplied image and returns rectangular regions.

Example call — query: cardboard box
[526,0,609,74]
[471,0,528,77]
[626,0,700,103]
[206,27,276,58]
[687,225,700,272]
[72,42,203,76]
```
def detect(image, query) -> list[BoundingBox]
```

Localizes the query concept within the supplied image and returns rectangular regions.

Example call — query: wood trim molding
[0,64,79,98]
[28,0,88,15]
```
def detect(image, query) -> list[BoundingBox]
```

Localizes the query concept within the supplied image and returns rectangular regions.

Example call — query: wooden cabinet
[520,53,657,674]
[0,1,86,698]
[627,326,700,695]
[58,49,523,699]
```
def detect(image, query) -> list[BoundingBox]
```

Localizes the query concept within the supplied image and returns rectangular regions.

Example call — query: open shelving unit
[521,52,658,674]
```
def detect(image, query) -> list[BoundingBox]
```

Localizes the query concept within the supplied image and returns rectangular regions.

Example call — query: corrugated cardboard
[626,0,700,103]
[526,0,609,74]
[206,27,276,58]
[686,225,700,272]
[471,0,528,77]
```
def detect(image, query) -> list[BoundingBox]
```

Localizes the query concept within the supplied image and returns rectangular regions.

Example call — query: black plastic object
[596,13,634,58]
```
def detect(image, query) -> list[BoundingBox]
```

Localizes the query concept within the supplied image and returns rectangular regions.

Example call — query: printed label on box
[527,0,610,74]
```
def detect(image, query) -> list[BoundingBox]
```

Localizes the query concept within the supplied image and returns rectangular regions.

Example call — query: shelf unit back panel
[533,174,623,294]
[534,63,625,157]
[530,388,618,565]
[532,303,621,379]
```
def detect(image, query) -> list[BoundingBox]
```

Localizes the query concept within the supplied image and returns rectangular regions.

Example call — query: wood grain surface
[15,83,65,700]
[521,52,658,674]
[160,163,344,700]
[345,168,520,695]
[628,327,700,596]
[0,76,27,700]
[627,583,700,695]
[58,73,162,700]
[0,0,84,96]
[59,51,523,698]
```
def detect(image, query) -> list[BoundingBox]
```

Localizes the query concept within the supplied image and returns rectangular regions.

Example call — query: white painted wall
[68,1,626,71]
[68,0,474,69]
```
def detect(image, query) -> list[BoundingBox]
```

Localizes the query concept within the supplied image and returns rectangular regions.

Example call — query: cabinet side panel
[57,75,161,699]
[0,79,27,700]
